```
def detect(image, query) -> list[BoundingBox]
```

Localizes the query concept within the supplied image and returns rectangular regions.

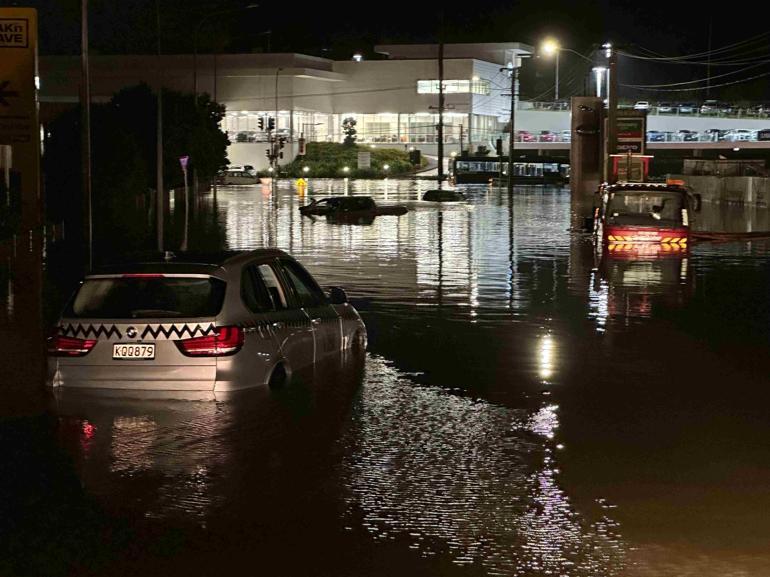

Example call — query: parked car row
[510,127,770,143]
[632,101,770,117]
[646,128,770,142]
[516,130,572,143]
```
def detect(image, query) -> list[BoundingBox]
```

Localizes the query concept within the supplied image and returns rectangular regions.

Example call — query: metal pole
[707,16,713,97]
[81,0,92,271]
[555,50,560,101]
[507,64,517,196]
[181,166,188,251]
[437,41,444,187]
[607,48,618,184]
[274,67,281,188]
[156,0,164,252]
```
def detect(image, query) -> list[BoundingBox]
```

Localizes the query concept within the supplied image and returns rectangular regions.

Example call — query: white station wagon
[47,249,367,392]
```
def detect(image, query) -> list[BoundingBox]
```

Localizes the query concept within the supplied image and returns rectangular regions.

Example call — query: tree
[110,84,229,188]
[44,83,230,262]
[342,117,357,146]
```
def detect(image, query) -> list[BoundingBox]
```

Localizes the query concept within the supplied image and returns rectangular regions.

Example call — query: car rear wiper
[130,309,184,318]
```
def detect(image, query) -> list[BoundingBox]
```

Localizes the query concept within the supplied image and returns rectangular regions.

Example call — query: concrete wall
[228,142,299,172]
[331,60,474,114]
[670,174,770,206]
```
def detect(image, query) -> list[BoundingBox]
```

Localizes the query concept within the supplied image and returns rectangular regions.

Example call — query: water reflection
[12,178,770,575]
[589,248,693,328]
[52,355,364,526]
[340,356,625,575]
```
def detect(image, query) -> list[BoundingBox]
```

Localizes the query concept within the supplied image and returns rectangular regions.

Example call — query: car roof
[605,182,688,194]
[91,249,291,277]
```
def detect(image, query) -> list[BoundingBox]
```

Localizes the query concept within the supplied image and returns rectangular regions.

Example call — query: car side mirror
[328,286,348,305]
[692,194,702,212]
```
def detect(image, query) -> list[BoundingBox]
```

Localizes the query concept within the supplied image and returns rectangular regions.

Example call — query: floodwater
[2,180,770,576]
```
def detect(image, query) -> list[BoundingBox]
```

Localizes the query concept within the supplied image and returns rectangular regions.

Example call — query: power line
[620,69,770,92]
[622,30,770,63]
[623,60,770,88]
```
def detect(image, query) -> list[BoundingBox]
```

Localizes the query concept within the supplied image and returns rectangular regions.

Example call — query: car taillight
[175,326,244,357]
[47,335,97,357]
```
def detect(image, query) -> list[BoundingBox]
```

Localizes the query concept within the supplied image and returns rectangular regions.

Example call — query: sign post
[179,155,189,251]
[0,8,40,229]
[357,151,371,169]
[0,7,44,394]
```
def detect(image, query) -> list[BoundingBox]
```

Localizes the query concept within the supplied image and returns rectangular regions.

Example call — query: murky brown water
[2,180,770,576]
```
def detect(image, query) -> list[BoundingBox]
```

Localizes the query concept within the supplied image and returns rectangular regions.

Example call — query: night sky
[13,0,770,101]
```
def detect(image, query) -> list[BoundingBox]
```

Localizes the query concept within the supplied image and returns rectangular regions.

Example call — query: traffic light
[258,116,264,130]
[496,138,503,156]
[268,117,275,131]
[279,137,285,149]
[265,148,271,158]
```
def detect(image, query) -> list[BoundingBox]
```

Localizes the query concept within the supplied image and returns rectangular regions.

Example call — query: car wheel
[352,330,367,357]
[268,363,288,389]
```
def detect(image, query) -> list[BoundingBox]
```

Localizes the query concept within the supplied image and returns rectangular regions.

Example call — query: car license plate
[113,343,155,360]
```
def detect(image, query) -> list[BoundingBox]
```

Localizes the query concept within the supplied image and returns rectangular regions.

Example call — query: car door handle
[271,321,285,329]
[311,318,322,325]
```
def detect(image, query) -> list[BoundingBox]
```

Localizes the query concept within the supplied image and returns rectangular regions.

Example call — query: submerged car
[299,196,408,217]
[216,169,259,185]
[422,189,466,202]
[47,250,367,392]
[593,181,701,247]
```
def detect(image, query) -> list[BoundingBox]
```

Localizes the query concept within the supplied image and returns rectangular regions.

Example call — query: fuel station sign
[615,116,646,155]
[0,9,37,144]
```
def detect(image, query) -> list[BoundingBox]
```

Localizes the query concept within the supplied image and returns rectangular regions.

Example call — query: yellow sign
[0,8,37,145]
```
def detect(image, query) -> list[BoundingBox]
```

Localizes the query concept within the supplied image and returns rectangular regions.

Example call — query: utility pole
[706,17,713,97]
[507,63,516,196]
[502,58,524,196]
[437,41,445,187]
[81,0,92,271]
[155,0,164,252]
[554,49,560,101]
[606,43,618,184]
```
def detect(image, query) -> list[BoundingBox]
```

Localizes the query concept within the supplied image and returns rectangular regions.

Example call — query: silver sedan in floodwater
[47,249,367,391]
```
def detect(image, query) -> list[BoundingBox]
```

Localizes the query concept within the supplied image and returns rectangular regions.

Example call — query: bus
[451,154,569,184]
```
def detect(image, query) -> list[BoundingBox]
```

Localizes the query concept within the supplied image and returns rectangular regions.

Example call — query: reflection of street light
[541,38,560,101]
[343,166,350,173]
[383,164,389,171]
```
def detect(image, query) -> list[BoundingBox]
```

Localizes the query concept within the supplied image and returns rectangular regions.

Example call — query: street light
[541,38,560,101]
[592,66,607,99]
[193,4,258,97]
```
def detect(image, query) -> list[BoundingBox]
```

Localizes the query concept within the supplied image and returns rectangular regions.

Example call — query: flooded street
[2,180,770,575]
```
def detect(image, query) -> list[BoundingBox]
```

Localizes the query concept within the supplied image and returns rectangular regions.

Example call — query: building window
[417,79,491,96]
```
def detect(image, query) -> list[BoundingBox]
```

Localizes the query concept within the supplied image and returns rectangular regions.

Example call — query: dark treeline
[44,84,228,263]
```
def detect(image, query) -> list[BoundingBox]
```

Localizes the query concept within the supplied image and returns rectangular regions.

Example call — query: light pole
[541,38,559,101]
[592,67,607,99]
[193,4,259,97]
[542,40,598,100]
[81,0,92,270]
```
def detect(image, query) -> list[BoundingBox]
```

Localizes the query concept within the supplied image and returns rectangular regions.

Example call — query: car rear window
[65,276,227,319]
[607,191,684,227]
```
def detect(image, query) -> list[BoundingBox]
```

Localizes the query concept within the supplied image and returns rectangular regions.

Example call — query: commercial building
[40,42,533,167]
